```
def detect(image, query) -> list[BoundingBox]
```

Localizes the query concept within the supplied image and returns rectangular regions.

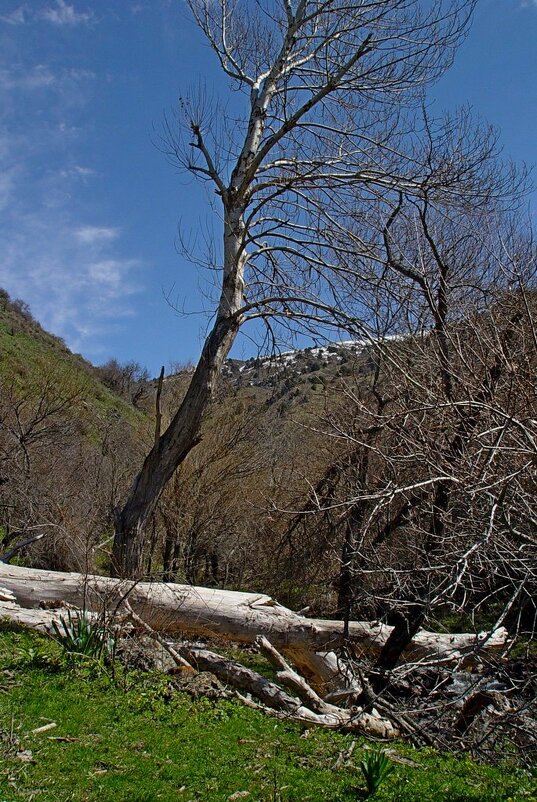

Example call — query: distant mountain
[222,339,380,387]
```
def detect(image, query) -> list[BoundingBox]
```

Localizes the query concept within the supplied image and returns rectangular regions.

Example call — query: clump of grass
[51,610,114,663]
[360,750,395,797]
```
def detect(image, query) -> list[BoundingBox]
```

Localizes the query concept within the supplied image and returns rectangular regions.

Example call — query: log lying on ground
[0,585,100,634]
[177,642,398,738]
[124,604,398,738]
[0,563,508,691]
[0,599,71,633]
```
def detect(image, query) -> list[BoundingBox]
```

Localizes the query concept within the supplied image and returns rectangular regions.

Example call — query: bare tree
[0,369,143,573]
[282,199,536,680]
[96,359,150,408]
[112,0,486,576]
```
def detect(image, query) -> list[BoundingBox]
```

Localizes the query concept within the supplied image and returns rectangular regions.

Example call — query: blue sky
[0,0,536,376]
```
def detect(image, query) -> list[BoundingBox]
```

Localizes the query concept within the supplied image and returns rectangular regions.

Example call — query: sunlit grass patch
[0,629,534,802]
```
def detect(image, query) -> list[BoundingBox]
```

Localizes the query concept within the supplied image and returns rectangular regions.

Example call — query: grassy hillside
[0,293,145,432]
[0,292,150,571]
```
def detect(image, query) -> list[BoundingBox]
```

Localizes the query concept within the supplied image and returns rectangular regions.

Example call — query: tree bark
[112,185,249,579]
[112,316,240,577]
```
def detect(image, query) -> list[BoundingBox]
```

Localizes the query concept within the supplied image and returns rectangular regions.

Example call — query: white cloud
[39,1,93,26]
[0,63,96,171]
[60,164,96,180]
[75,225,120,245]
[87,259,141,300]
[0,6,28,25]
[1,2,94,27]
[0,210,143,354]
[0,64,56,91]
[0,3,141,357]
[0,128,142,354]
[73,165,95,176]
[68,68,96,80]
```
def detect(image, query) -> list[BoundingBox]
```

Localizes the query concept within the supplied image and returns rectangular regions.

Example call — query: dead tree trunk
[0,564,508,692]
[112,93,257,579]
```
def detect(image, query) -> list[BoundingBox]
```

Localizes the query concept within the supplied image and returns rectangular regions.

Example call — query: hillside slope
[0,291,145,432]
[0,290,149,571]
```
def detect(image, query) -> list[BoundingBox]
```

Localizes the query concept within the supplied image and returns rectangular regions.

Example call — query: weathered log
[0,564,344,689]
[0,564,508,691]
[253,635,400,737]
[123,602,396,736]
[143,626,397,737]
[0,600,70,633]
[177,644,398,737]
[256,635,333,713]
[0,593,397,737]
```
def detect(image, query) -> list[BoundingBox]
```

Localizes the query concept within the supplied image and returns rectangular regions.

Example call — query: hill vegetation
[0,290,145,426]
[1,284,536,773]
[0,289,147,571]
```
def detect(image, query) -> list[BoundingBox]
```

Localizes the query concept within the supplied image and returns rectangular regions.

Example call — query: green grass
[0,307,145,435]
[0,630,535,802]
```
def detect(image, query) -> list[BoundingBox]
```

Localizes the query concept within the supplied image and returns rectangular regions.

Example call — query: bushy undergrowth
[1,628,535,802]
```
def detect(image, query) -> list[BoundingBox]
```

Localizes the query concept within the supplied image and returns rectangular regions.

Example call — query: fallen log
[177,642,398,738]
[0,564,508,692]
[124,604,398,738]
[0,599,72,633]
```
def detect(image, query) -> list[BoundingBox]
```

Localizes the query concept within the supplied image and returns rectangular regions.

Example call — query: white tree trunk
[0,564,508,690]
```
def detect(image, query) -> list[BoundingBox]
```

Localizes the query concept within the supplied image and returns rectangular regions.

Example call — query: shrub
[51,610,114,663]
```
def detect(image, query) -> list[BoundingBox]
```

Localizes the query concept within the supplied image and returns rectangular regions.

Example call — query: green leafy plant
[13,643,59,670]
[51,610,114,662]
[360,750,395,797]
